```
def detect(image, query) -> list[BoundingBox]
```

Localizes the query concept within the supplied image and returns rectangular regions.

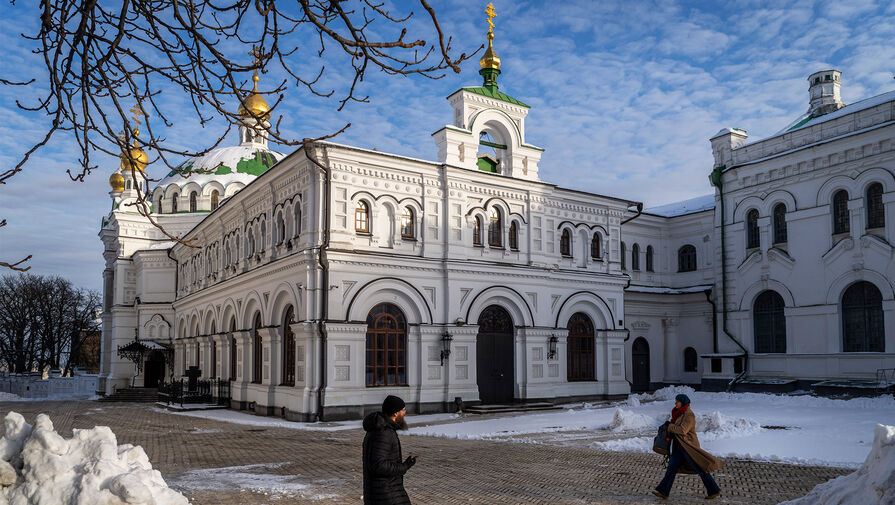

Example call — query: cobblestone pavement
[0,401,848,505]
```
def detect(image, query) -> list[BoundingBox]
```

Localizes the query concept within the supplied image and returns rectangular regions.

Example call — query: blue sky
[1,0,894,292]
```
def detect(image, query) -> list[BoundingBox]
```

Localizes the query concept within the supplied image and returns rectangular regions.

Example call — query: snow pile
[780,424,895,505]
[633,385,697,403]
[609,408,660,432]
[696,411,762,440]
[0,411,188,505]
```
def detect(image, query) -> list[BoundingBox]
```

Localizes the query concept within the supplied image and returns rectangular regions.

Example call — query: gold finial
[485,3,497,40]
[119,106,149,173]
[239,45,272,120]
[480,2,501,71]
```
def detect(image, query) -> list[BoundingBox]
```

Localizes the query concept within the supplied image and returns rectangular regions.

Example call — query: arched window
[259,221,266,253]
[509,221,519,250]
[211,190,220,210]
[631,243,640,270]
[842,281,884,352]
[620,242,626,270]
[155,197,163,215]
[753,291,786,353]
[401,207,415,239]
[833,190,850,235]
[567,313,595,381]
[473,216,483,246]
[365,303,407,386]
[683,347,698,372]
[229,318,237,381]
[746,209,760,249]
[355,201,369,233]
[282,306,295,386]
[773,203,787,244]
[171,193,178,213]
[560,229,571,257]
[276,213,285,245]
[294,202,302,238]
[678,245,697,272]
[591,233,601,259]
[252,313,263,383]
[247,231,255,257]
[488,207,502,247]
[189,191,198,212]
[866,183,885,229]
[126,179,132,190]
[646,245,654,272]
[195,339,200,368]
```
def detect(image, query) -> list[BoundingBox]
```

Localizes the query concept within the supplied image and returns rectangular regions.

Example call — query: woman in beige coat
[653,394,722,500]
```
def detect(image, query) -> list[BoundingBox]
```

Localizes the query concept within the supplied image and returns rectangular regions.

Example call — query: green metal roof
[461,86,530,108]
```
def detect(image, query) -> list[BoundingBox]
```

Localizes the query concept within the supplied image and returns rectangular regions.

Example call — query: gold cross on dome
[129,103,144,127]
[249,45,264,67]
[485,3,497,36]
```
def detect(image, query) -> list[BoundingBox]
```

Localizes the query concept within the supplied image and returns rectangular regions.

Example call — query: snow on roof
[155,145,285,191]
[135,241,175,252]
[626,284,712,294]
[643,194,715,217]
[748,89,895,146]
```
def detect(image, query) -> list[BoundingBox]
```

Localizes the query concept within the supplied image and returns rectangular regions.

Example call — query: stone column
[663,317,680,385]
[264,327,281,387]
[597,330,630,397]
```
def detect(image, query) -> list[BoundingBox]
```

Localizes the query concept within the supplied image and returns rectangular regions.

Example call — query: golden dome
[109,171,125,192]
[120,145,149,173]
[238,73,271,120]
[480,38,501,70]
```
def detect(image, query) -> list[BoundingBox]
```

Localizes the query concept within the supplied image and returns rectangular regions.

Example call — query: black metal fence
[158,378,231,407]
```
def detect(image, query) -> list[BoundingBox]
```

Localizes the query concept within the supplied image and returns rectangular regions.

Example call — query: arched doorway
[476,305,514,404]
[631,337,650,392]
[144,350,166,388]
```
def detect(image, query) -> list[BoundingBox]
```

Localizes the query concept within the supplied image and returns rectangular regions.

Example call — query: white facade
[622,70,895,390]
[100,64,895,419]
[100,66,634,420]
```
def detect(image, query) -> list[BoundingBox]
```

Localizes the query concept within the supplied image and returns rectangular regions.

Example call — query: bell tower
[432,3,543,181]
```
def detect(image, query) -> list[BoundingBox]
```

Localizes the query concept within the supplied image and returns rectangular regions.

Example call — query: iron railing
[158,378,231,407]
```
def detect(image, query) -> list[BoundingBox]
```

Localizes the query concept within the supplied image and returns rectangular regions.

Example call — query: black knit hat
[382,395,405,417]
[675,394,691,406]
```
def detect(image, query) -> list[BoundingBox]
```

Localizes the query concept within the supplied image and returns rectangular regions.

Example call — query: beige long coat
[666,408,723,474]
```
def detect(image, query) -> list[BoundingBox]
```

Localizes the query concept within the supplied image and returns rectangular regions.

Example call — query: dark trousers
[656,440,721,496]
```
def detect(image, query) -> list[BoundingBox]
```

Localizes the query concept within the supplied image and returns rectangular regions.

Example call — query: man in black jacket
[362,395,417,504]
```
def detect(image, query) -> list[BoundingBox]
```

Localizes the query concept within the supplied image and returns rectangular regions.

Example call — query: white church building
[99,20,895,419]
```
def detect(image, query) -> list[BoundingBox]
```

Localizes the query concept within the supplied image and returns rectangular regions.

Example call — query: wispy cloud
[1,0,894,291]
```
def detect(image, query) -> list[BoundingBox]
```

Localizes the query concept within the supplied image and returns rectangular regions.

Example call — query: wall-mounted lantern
[440,331,453,365]
[547,334,559,360]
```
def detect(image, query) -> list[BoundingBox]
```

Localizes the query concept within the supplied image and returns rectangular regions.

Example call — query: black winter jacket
[362,411,411,505]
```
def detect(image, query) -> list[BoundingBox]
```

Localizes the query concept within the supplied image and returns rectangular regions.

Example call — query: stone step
[465,402,561,414]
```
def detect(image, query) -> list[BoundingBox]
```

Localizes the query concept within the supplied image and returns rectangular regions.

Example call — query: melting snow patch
[780,424,895,505]
[0,411,188,505]
[170,463,337,499]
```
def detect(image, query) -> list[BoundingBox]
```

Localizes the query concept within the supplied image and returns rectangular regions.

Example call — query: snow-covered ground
[160,407,460,432]
[168,462,340,501]
[407,387,895,468]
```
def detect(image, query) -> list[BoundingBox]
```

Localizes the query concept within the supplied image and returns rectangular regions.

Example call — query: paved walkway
[0,401,847,504]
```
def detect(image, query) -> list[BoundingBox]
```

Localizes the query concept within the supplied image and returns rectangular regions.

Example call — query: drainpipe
[703,289,718,354]
[709,166,748,390]
[303,141,331,422]
[620,202,643,225]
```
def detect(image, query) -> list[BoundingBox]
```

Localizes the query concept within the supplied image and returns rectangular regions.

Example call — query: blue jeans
[656,440,721,496]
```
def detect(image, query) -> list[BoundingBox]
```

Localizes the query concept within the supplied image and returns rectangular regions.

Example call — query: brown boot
[705,492,721,500]
[652,490,668,499]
